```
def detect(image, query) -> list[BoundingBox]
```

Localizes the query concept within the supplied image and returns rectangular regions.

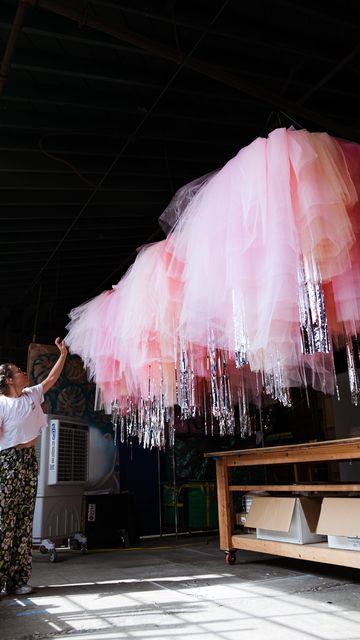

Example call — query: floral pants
[0,447,38,590]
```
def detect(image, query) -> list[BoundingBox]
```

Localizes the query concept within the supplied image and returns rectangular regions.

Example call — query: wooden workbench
[205,437,360,569]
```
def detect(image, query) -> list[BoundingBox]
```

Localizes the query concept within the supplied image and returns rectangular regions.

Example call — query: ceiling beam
[0,243,157,256]
[0,175,173,190]
[0,193,167,204]
[275,0,359,30]
[0,116,241,147]
[98,0,359,32]
[0,146,220,168]
[298,40,360,105]
[2,84,262,119]
[26,0,360,140]
[0,228,156,240]
[0,2,348,68]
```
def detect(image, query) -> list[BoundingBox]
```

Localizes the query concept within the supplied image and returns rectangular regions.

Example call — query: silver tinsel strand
[346,336,360,406]
[264,352,292,407]
[298,256,330,354]
[232,289,249,368]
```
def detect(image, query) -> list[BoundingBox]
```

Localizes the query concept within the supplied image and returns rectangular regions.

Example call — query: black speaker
[82,492,138,549]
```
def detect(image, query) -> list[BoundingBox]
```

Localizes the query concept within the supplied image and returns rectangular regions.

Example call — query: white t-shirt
[0,384,47,451]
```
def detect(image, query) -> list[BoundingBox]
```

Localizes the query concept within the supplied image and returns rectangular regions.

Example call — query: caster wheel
[49,550,58,563]
[81,545,87,554]
[120,529,130,548]
[39,545,48,555]
[225,552,237,565]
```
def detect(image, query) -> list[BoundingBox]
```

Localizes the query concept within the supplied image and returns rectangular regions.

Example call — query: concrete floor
[1,535,360,640]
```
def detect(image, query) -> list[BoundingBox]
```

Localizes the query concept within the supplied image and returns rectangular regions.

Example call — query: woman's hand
[55,337,68,358]
[41,339,68,393]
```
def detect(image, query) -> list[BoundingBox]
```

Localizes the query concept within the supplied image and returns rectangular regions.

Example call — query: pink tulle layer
[65,127,360,415]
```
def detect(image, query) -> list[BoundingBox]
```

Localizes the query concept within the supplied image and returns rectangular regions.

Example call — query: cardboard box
[246,496,326,544]
[316,498,360,551]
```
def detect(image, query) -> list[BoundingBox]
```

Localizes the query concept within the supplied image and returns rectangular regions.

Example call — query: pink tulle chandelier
[66,128,360,448]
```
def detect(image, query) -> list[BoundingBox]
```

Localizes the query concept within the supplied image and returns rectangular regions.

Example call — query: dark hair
[0,363,14,394]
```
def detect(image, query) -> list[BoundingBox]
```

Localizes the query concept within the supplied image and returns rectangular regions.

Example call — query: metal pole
[157,447,163,537]
[0,0,30,95]
[172,443,178,539]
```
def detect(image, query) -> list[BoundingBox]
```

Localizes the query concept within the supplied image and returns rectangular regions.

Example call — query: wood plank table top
[204,437,360,466]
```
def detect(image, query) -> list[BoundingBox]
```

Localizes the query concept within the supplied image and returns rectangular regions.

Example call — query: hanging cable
[280,110,305,130]
[38,134,96,188]
[23,0,231,301]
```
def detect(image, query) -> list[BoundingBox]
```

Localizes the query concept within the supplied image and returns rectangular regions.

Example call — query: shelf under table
[231,533,360,569]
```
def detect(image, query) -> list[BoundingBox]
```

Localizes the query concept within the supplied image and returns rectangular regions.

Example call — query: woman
[0,338,67,596]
